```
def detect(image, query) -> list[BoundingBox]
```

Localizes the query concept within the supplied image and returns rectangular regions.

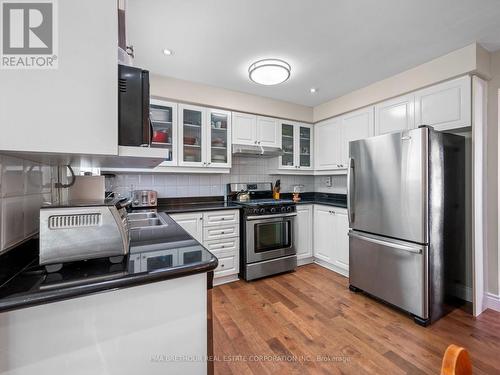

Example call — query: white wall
[108,157,315,198]
[313,43,491,122]
[0,156,54,254]
[151,74,313,123]
[488,51,500,296]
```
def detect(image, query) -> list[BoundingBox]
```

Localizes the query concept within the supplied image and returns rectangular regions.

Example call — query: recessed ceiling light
[163,49,173,56]
[248,59,291,86]
[310,88,317,93]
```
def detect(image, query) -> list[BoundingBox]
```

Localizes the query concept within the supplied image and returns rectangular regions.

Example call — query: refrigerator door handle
[347,157,355,225]
[348,231,423,254]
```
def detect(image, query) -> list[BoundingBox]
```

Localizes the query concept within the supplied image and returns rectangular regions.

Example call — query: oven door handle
[246,213,297,221]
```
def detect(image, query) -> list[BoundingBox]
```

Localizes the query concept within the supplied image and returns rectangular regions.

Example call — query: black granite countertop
[282,192,348,209]
[155,194,347,213]
[0,213,218,313]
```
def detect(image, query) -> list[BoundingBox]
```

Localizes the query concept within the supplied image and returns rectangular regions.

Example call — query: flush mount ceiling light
[163,49,173,56]
[310,88,317,93]
[248,59,291,86]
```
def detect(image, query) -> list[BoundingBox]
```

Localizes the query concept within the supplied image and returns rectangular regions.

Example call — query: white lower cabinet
[168,212,203,243]
[170,209,240,284]
[313,205,349,276]
[294,204,313,263]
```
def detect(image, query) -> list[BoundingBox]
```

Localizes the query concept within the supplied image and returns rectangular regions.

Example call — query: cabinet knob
[221,264,225,268]
[221,218,225,220]
[221,231,225,234]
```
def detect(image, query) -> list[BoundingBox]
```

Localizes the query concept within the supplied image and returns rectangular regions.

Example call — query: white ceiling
[127,0,500,107]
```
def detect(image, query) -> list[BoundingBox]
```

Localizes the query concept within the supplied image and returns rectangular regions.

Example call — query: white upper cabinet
[256,116,281,148]
[207,108,232,168]
[0,0,117,155]
[314,118,342,170]
[149,99,178,165]
[375,94,415,135]
[232,113,280,147]
[280,121,313,170]
[178,105,231,168]
[340,106,374,166]
[179,104,207,167]
[414,75,471,131]
[232,112,257,145]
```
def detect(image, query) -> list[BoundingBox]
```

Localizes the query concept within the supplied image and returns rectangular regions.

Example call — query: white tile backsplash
[109,156,316,198]
[0,155,54,253]
[314,175,347,194]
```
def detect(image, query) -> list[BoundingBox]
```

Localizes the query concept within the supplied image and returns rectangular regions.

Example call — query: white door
[314,118,342,170]
[341,106,374,166]
[414,75,471,131]
[206,108,231,168]
[313,205,334,263]
[256,116,280,147]
[169,212,203,243]
[332,209,349,273]
[150,99,178,166]
[178,104,207,167]
[374,94,415,135]
[232,112,257,145]
[294,205,313,260]
[279,121,296,169]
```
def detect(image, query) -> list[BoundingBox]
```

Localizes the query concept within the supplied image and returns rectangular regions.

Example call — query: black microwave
[118,64,150,146]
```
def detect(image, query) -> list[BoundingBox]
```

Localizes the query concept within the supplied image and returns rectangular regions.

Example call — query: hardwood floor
[212,264,500,375]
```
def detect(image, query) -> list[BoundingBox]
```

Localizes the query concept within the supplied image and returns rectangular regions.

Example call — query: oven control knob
[259,208,266,214]
[286,206,292,212]
[252,208,259,214]
[280,207,286,213]
[270,207,277,213]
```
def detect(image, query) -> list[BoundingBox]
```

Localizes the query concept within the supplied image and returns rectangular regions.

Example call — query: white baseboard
[485,292,500,312]
[297,257,314,266]
[213,274,239,286]
[313,258,349,278]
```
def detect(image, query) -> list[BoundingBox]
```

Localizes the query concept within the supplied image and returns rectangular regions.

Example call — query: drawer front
[203,223,239,241]
[214,255,238,277]
[204,238,239,257]
[203,210,239,227]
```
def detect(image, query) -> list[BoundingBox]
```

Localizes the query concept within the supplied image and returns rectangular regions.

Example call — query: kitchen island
[0,214,217,375]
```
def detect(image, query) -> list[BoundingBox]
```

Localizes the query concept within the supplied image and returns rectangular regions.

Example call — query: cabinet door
[207,109,231,168]
[280,121,296,169]
[341,106,374,166]
[257,116,281,147]
[374,94,415,135]
[414,75,471,131]
[332,210,349,273]
[313,205,334,262]
[314,118,342,170]
[232,112,257,145]
[294,205,313,260]
[150,99,178,165]
[169,212,203,243]
[298,124,313,169]
[178,104,206,167]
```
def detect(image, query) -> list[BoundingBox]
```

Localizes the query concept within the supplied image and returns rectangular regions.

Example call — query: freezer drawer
[349,231,428,319]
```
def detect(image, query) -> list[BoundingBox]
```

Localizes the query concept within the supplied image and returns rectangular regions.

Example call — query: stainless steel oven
[245,212,296,263]
[227,182,298,281]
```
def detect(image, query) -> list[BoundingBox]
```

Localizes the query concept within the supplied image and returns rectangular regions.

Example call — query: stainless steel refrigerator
[347,126,465,326]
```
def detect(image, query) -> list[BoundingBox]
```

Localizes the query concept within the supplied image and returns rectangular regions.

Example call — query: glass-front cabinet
[178,104,231,168]
[207,108,231,168]
[149,99,177,165]
[179,104,205,166]
[279,122,313,170]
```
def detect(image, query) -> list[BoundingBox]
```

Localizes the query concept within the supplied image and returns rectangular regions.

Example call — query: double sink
[128,212,167,229]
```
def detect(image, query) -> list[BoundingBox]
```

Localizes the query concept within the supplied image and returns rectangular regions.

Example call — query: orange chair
[441,344,472,375]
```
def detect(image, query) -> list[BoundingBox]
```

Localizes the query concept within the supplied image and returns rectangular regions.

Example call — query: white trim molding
[472,76,488,316]
[485,292,500,312]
